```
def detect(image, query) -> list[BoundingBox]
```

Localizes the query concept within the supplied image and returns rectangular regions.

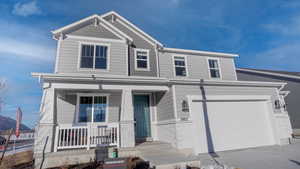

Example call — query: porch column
[120,89,135,147]
[34,85,56,168]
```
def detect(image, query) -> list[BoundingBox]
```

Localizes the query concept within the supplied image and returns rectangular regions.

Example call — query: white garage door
[191,99,275,154]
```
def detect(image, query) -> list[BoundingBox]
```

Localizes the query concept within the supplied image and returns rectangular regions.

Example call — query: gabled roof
[101,11,163,47]
[51,14,133,41]
[237,68,300,80]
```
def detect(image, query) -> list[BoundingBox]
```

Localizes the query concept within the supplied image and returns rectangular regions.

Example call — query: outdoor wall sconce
[274,100,281,109]
[182,100,189,112]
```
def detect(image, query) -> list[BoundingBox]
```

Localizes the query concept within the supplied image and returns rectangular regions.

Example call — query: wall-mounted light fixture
[274,100,281,109]
[182,100,189,112]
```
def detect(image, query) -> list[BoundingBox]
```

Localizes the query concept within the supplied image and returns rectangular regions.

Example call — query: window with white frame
[174,56,187,76]
[208,59,221,78]
[135,49,149,70]
[78,95,108,123]
[80,44,109,69]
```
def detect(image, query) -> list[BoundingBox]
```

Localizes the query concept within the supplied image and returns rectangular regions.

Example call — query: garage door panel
[191,100,274,154]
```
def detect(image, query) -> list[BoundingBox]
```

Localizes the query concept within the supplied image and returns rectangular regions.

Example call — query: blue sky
[0,0,299,128]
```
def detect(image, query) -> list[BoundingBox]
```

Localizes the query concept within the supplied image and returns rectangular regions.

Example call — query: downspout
[54,33,63,73]
[155,45,160,77]
[127,41,131,76]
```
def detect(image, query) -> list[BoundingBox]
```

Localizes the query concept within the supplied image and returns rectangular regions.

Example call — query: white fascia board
[98,16,133,42]
[31,72,169,84]
[237,68,300,80]
[101,84,169,91]
[31,72,286,88]
[52,14,98,34]
[169,78,286,88]
[101,11,163,47]
[162,47,239,58]
[51,83,101,90]
[51,14,133,42]
[189,95,271,101]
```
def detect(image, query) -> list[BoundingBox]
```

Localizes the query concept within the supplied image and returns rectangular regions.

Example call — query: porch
[50,82,171,152]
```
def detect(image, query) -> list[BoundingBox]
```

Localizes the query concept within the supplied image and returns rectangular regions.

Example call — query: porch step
[135,142,201,169]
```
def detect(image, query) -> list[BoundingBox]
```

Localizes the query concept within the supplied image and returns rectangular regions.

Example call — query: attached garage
[189,95,276,154]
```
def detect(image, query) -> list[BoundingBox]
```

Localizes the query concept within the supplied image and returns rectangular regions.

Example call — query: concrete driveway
[198,139,300,169]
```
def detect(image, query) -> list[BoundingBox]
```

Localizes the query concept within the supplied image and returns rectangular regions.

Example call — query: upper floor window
[208,58,221,78]
[80,43,109,70]
[78,94,108,123]
[173,56,187,76]
[135,49,150,71]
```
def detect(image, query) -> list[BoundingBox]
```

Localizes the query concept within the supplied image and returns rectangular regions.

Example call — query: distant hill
[0,115,31,131]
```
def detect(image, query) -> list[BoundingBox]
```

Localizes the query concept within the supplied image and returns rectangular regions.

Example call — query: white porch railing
[54,123,119,151]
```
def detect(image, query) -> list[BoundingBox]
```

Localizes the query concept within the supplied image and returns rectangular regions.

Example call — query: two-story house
[32,11,292,168]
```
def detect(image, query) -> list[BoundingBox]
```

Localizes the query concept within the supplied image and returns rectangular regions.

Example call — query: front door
[133,95,151,141]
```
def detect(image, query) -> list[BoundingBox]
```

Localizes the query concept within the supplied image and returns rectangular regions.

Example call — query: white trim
[155,47,160,77]
[54,35,63,73]
[162,47,238,58]
[52,14,133,42]
[102,11,163,47]
[99,22,126,41]
[189,95,271,101]
[207,57,222,80]
[52,14,98,34]
[237,68,300,80]
[76,93,110,124]
[99,16,133,42]
[101,84,169,91]
[115,18,157,47]
[172,55,189,77]
[134,48,150,71]
[77,41,111,71]
[67,35,126,43]
[172,85,178,120]
[32,72,287,88]
[280,91,290,97]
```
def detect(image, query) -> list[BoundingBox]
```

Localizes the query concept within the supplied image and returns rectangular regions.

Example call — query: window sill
[135,68,150,71]
[78,68,110,72]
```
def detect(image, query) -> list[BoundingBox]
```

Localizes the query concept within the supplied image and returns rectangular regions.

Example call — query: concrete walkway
[198,139,300,169]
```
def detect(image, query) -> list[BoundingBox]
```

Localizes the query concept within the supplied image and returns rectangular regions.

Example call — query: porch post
[34,84,56,168]
[120,89,135,147]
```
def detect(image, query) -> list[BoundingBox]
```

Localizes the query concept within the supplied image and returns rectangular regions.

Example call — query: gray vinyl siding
[109,20,158,77]
[56,91,121,124]
[69,23,121,40]
[237,71,300,129]
[174,84,280,119]
[159,51,237,80]
[56,37,127,75]
[155,88,175,121]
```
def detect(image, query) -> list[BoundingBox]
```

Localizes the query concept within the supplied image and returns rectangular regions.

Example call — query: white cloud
[0,18,55,61]
[0,38,54,61]
[263,16,300,36]
[12,0,41,17]
[253,42,300,71]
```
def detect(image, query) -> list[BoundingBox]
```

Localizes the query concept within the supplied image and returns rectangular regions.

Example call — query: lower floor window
[78,95,108,123]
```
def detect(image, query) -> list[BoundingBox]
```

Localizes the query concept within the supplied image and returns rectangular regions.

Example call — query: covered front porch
[51,82,170,152]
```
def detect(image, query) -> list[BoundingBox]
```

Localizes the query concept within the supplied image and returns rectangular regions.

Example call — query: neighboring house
[237,68,300,134]
[32,11,292,168]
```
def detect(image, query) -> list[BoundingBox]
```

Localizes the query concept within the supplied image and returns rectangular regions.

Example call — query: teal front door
[133,95,151,139]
